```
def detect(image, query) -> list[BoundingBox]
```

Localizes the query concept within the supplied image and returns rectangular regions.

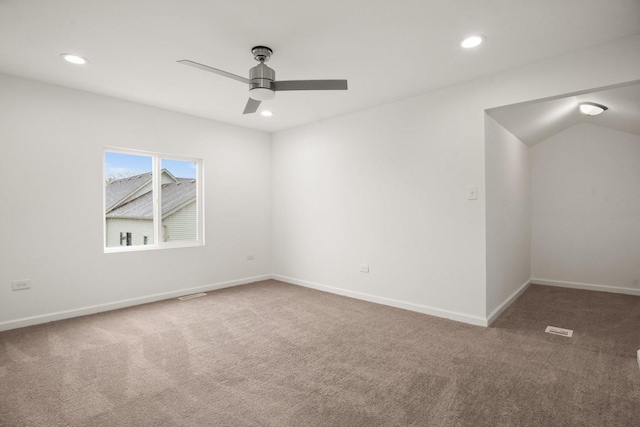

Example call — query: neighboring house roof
[105,172,152,213]
[105,171,196,219]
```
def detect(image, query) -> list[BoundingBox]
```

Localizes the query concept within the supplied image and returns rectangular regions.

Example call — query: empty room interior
[1,1,639,426]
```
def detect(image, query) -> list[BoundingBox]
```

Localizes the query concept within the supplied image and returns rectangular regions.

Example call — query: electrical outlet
[246,253,254,261]
[12,280,31,291]
[360,264,369,273]
[467,186,478,200]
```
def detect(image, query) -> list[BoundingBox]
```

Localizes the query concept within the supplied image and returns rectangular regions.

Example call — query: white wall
[0,74,272,329]
[272,81,488,324]
[485,116,531,320]
[272,34,640,325]
[2,34,639,329]
[531,123,640,295]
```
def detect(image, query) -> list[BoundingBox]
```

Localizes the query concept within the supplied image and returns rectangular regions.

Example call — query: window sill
[104,240,204,254]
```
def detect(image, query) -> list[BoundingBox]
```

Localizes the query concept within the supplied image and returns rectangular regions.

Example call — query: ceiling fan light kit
[178,46,348,114]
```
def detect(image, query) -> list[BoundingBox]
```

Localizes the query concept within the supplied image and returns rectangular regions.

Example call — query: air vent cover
[178,292,207,301]
[545,326,573,337]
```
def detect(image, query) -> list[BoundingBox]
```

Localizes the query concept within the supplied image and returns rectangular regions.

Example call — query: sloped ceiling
[487,82,640,146]
[0,0,639,132]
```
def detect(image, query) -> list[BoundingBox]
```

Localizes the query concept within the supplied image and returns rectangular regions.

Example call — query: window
[104,148,203,252]
[120,232,132,246]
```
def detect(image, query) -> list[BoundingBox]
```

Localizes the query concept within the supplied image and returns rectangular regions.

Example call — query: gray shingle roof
[105,172,152,213]
[105,173,196,219]
[159,178,197,216]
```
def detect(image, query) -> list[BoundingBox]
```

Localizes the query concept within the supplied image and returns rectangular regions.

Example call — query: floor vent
[545,326,573,337]
[178,292,207,301]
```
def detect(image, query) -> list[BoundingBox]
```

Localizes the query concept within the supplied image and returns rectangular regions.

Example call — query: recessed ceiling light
[61,53,88,65]
[460,35,485,49]
[579,102,607,116]
[261,110,273,117]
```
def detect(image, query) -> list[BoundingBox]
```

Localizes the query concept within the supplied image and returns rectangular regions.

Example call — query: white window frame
[104,147,204,253]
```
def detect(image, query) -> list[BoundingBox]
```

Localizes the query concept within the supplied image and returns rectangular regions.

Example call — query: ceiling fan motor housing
[249,62,276,100]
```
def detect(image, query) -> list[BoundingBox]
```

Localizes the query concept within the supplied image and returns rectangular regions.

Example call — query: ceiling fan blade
[177,60,249,84]
[243,98,261,114]
[273,80,348,91]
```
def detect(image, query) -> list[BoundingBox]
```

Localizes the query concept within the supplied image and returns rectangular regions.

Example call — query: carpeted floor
[1,280,639,426]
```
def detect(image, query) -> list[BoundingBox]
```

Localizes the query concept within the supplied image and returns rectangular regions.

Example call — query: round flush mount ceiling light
[260,110,273,117]
[579,102,607,116]
[61,53,88,65]
[460,35,485,48]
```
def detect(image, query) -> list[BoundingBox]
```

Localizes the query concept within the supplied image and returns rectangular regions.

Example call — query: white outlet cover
[11,280,31,291]
[467,186,478,200]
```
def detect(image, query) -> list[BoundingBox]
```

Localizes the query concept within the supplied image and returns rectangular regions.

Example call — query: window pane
[105,152,153,247]
[160,159,197,242]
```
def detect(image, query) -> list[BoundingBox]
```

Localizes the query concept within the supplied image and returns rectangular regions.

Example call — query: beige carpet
[1,281,639,426]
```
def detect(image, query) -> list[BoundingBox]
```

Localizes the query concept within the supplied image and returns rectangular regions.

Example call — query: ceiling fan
[178,46,348,114]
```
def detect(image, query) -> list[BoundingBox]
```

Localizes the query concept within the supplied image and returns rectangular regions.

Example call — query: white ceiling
[1,0,639,133]
[487,82,640,146]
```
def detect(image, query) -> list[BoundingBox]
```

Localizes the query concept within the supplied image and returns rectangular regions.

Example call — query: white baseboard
[272,274,488,327]
[531,278,640,296]
[486,279,532,326]
[19,275,631,333]
[0,274,272,332]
